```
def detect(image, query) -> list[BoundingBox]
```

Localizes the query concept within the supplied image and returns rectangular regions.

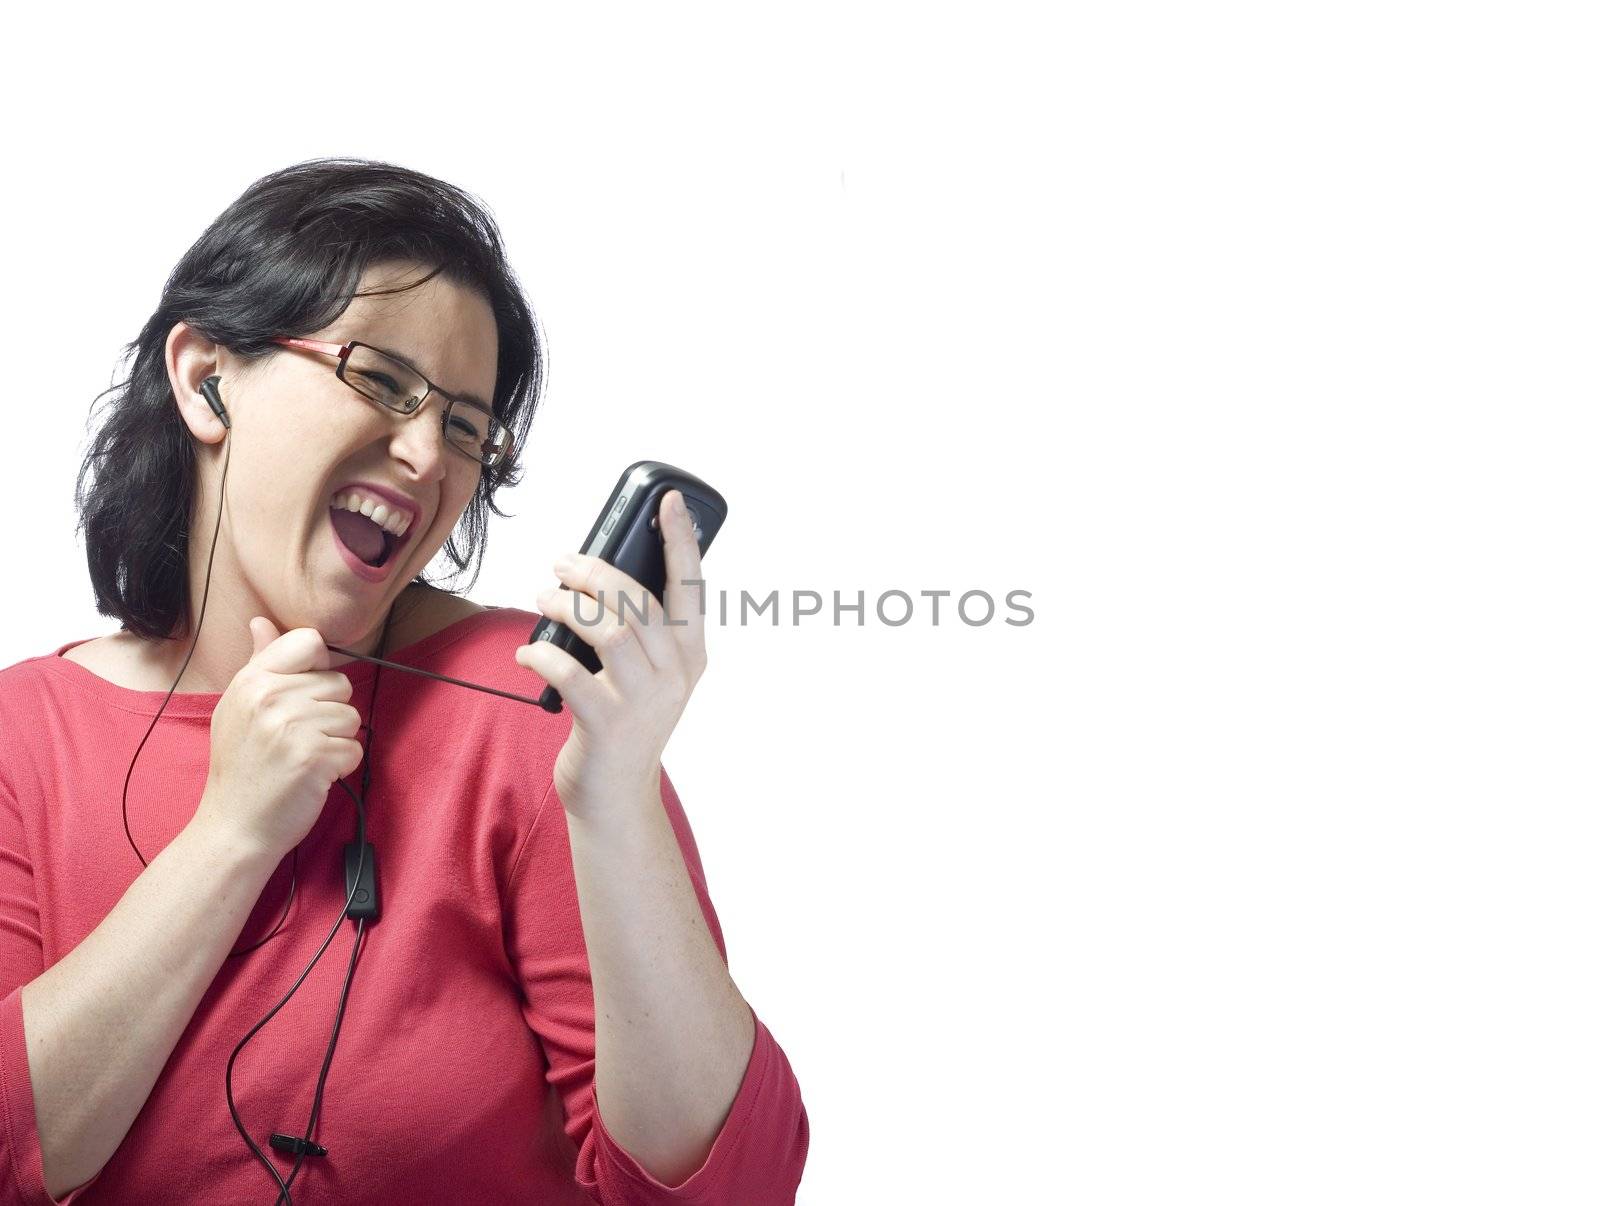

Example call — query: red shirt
[0,607,808,1203]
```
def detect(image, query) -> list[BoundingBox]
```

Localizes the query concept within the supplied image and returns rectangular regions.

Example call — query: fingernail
[671,491,687,516]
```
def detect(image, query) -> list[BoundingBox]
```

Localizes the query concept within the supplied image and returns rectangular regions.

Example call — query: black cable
[120,420,308,959]
[322,642,546,704]
[277,912,366,1195]
[267,598,392,1196]
[224,771,368,1205]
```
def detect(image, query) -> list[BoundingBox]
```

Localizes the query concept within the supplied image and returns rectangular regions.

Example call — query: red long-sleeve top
[0,606,808,1203]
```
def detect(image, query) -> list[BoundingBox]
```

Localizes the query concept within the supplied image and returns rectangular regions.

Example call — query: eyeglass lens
[343,344,508,465]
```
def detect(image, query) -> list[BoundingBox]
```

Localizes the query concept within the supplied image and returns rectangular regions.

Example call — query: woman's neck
[146,584,429,694]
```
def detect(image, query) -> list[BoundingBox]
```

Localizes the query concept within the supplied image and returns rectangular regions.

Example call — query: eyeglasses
[270,336,513,469]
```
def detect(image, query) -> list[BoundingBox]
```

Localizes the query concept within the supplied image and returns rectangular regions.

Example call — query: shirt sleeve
[0,764,103,1205]
[502,766,809,1205]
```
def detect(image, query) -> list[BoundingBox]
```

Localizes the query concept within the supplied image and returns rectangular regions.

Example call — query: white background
[2,3,1596,1202]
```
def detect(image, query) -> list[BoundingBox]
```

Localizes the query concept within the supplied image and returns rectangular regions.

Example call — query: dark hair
[74,156,546,642]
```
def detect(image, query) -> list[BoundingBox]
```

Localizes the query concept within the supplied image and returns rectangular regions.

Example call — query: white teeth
[332,491,412,539]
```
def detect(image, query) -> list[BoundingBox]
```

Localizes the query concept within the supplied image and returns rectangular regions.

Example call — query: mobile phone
[528,460,727,713]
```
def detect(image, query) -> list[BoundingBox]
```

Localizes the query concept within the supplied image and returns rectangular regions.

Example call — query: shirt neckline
[41,607,505,717]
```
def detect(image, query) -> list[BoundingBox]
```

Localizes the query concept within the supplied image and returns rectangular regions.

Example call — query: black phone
[528,460,727,713]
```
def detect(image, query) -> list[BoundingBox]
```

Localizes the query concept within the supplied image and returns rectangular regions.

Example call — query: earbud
[199,375,230,429]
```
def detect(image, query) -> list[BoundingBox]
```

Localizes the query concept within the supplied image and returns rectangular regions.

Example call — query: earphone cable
[119,427,301,953]
[225,779,368,1204]
[273,603,391,1203]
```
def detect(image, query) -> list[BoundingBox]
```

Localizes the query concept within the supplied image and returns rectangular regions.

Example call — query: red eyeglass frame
[269,335,512,467]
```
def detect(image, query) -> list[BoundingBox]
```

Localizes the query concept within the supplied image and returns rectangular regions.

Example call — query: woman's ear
[165,320,228,444]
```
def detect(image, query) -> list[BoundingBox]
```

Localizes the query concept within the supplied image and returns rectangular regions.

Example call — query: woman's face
[171,259,500,647]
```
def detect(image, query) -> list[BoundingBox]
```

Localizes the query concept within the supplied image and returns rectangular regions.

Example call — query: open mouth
[329,505,404,570]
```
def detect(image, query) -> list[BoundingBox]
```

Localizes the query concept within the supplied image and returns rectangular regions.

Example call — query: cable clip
[269,1132,328,1158]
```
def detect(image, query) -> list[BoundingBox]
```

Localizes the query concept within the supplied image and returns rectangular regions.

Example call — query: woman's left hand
[514,489,707,823]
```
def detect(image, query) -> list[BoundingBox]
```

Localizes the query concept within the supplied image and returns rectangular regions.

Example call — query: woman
[0,158,808,1204]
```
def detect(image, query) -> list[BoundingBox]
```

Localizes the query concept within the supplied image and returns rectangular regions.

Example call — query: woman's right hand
[196,617,366,861]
